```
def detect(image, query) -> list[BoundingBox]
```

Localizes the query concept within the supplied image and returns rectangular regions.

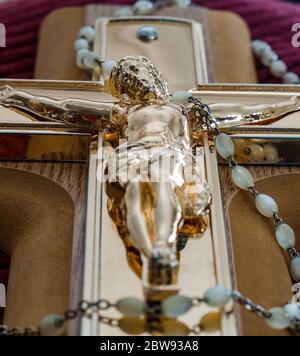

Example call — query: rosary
[74,0,300,85]
[0,54,300,336]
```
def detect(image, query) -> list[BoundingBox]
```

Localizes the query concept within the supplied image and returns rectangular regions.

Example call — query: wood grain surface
[0,161,88,335]
[219,165,300,336]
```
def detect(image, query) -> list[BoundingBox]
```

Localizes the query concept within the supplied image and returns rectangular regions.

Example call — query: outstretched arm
[0,85,114,130]
[210,96,300,128]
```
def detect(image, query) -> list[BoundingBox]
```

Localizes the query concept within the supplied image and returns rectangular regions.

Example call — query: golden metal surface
[109,56,169,104]
[95,17,208,91]
[0,79,299,94]
[0,130,90,162]
[1,75,300,336]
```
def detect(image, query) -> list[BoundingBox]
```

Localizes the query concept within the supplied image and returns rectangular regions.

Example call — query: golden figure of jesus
[1,56,300,291]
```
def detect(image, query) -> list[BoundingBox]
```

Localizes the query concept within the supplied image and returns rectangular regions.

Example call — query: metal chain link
[288,248,300,259]
[273,212,283,227]
[0,326,40,337]
[231,291,271,319]
[0,299,117,336]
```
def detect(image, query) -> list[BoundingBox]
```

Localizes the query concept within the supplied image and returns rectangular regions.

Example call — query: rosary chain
[231,291,271,319]
[0,299,118,336]
[0,326,40,337]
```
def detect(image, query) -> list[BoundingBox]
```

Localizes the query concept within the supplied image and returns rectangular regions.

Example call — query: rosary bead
[39,314,65,336]
[102,60,117,80]
[161,320,190,336]
[231,166,254,190]
[116,297,146,318]
[251,40,271,56]
[74,38,89,51]
[284,304,300,320]
[171,90,192,104]
[255,194,278,218]
[283,72,300,84]
[290,256,300,282]
[119,317,146,335]
[215,133,235,160]
[199,312,221,334]
[275,224,295,250]
[204,286,231,307]
[270,60,287,78]
[114,6,134,17]
[76,49,89,69]
[266,308,290,330]
[83,52,100,70]
[174,0,192,7]
[79,26,96,43]
[260,48,278,66]
[162,295,194,318]
[133,0,154,15]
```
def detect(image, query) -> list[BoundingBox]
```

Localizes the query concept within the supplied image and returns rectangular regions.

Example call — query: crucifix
[1,56,300,336]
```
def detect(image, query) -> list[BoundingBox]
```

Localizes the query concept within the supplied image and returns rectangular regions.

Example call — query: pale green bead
[102,60,117,81]
[270,60,287,78]
[133,0,154,15]
[83,52,99,70]
[174,0,192,8]
[290,256,300,282]
[74,38,89,51]
[204,286,231,307]
[284,304,300,320]
[283,72,300,84]
[255,194,278,218]
[162,295,193,318]
[39,314,65,336]
[172,91,192,105]
[116,297,146,318]
[276,224,295,250]
[114,6,134,17]
[231,166,254,190]
[76,49,89,69]
[79,26,96,42]
[215,133,235,160]
[266,308,290,330]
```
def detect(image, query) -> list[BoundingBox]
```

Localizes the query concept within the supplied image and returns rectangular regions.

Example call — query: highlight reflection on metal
[211,96,300,128]
[2,85,300,130]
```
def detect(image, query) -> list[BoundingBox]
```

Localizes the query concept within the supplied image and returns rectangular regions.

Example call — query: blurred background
[0,0,299,83]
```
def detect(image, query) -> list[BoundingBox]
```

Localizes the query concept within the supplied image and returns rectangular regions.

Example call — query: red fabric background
[0,0,300,324]
[0,0,300,82]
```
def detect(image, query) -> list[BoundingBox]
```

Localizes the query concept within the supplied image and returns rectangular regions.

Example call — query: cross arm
[0,85,114,131]
[210,96,300,128]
